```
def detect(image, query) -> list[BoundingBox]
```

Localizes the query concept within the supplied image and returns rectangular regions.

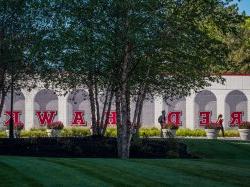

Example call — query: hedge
[0,127,240,138]
[0,137,190,158]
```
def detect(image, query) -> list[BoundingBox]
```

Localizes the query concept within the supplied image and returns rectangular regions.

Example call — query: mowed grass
[0,139,250,187]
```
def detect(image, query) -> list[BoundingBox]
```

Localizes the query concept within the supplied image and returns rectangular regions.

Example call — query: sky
[234,0,250,15]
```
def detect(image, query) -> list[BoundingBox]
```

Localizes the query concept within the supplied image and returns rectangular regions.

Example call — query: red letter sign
[72,111,85,125]
[5,111,22,125]
[167,112,182,125]
[199,111,211,126]
[36,111,57,125]
[106,111,117,126]
[230,112,244,126]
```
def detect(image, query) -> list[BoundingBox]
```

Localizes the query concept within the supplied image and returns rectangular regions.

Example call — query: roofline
[222,73,250,76]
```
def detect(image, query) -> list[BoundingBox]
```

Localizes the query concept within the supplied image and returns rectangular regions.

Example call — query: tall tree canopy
[5,0,246,158]
[0,0,38,116]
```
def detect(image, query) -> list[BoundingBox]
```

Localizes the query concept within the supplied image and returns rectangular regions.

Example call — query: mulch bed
[0,136,191,158]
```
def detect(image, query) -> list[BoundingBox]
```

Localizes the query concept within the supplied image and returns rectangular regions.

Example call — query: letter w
[36,111,57,125]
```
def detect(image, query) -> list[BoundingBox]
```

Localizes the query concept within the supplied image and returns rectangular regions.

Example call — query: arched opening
[225,90,247,127]
[2,90,25,127]
[163,97,186,127]
[34,89,58,127]
[67,90,90,126]
[194,90,217,128]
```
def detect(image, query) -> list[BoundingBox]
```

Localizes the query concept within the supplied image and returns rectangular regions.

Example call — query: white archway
[34,89,58,127]
[225,90,247,127]
[163,97,186,127]
[2,90,25,127]
[194,90,217,128]
[67,89,90,125]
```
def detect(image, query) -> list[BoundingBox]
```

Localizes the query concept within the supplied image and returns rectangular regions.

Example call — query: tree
[32,0,244,158]
[99,0,243,158]
[0,0,37,120]
[226,17,250,72]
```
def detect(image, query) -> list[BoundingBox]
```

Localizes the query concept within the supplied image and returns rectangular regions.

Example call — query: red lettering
[167,111,182,125]
[5,111,22,125]
[36,111,57,125]
[106,111,117,125]
[230,112,244,126]
[199,111,211,126]
[72,111,85,125]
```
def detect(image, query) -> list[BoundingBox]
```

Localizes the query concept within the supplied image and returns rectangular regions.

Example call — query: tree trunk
[87,75,97,135]
[94,80,101,135]
[116,90,123,158]
[117,41,132,159]
[102,90,114,136]
[0,69,6,117]
[135,91,146,137]
[0,88,6,117]
[100,88,109,129]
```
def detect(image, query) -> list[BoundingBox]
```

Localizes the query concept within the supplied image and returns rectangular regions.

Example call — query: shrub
[104,127,160,137]
[219,129,239,137]
[47,121,64,130]
[205,123,222,130]
[21,130,48,138]
[162,123,179,129]
[238,121,250,129]
[3,122,25,130]
[15,122,25,130]
[105,128,117,137]
[30,127,47,131]
[176,128,206,137]
[0,131,7,138]
[139,127,161,137]
[61,127,91,137]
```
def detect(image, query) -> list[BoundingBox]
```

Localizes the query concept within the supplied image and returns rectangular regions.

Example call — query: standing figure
[216,114,224,137]
[158,110,166,137]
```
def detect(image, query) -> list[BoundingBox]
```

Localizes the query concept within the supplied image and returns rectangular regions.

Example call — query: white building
[1,75,250,130]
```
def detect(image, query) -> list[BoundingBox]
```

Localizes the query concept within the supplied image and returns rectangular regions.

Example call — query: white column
[154,96,163,127]
[58,95,68,126]
[213,90,228,127]
[186,93,195,129]
[24,90,35,130]
[216,94,226,123]
[243,90,250,122]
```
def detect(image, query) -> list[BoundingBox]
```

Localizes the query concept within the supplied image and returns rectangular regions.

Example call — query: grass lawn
[0,139,250,187]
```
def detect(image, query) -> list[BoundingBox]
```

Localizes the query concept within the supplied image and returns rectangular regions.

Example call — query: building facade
[1,75,250,130]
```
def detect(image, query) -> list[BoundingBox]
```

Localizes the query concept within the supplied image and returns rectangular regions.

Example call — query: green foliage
[61,127,91,137]
[219,129,239,137]
[105,128,117,137]
[0,131,7,138]
[139,128,161,137]
[0,128,241,138]
[176,128,206,137]
[30,128,47,131]
[177,128,240,137]
[21,130,48,138]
